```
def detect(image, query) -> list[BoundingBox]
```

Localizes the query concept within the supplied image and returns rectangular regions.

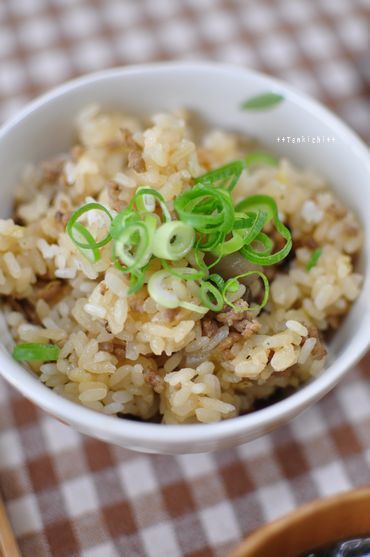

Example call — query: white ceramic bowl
[0,63,369,454]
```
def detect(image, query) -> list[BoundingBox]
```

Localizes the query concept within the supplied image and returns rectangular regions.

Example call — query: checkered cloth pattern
[0,0,369,556]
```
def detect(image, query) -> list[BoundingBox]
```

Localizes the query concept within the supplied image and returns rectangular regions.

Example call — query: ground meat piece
[121,128,146,172]
[233,318,261,338]
[295,236,318,249]
[35,280,65,304]
[311,341,327,361]
[71,145,84,161]
[98,342,116,353]
[128,149,145,172]
[216,301,261,339]
[41,158,64,182]
[98,340,126,360]
[344,223,361,237]
[307,325,327,360]
[272,229,287,252]
[216,300,250,327]
[201,318,219,338]
[273,367,293,378]
[107,138,123,149]
[55,210,72,229]
[144,370,164,393]
[5,297,40,325]
[107,180,125,212]
[196,148,213,170]
[214,332,241,360]
[164,308,179,322]
[264,266,277,281]
[99,282,108,295]
[326,204,347,219]
[327,315,340,329]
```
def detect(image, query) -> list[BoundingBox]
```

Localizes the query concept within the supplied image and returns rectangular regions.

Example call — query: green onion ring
[128,270,146,295]
[67,202,113,249]
[174,186,234,234]
[180,301,208,314]
[148,270,179,309]
[199,281,224,312]
[208,273,225,291]
[196,231,225,252]
[148,270,207,313]
[211,230,245,257]
[152,221,195,260]
[195,160,246,191]
[193,247,210,275]
[235,194,276,222]
[240,225,291,265]
[13,343,60,361]
[114,221,151,271]
[235,210,268,245]
[131,187,171,222]
[242,232,274,262]
[110,209,139,240]
[160,260,205,281]
[236,195,292,265]
[223,271,270,312]
[72,222,101,262]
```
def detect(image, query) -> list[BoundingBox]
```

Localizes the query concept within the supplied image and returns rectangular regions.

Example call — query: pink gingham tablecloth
[0,0,369,555]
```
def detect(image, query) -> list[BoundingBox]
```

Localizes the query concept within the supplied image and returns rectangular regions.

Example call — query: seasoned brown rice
[0,106,363,423]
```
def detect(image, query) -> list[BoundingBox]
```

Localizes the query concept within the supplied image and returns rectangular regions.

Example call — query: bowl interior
[0,63,369,452]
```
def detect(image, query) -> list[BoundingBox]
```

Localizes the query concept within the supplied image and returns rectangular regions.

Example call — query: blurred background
[0,2,369,557]
[1,0,369,140]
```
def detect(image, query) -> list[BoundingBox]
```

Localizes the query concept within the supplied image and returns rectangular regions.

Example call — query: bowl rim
[0,61,369,447]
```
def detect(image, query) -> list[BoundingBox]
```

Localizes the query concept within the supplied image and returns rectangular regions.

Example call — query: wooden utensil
[229,486,370,557]
[0,491,21,557]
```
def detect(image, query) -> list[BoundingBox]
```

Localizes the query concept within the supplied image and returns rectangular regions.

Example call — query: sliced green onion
[245,151,278,168]
[223,271,270,312]
[110,209,139,240]
[237,210,269,246]
[67,203,113,250]
[241,92,284,110]
[254,232,274,255]
[152,221,195,260]
[128,269,146,295]
[193,247,210,275]
[148,270,178,308]
[131,187,171,222]
[13,343,60,361]
[236,195,292,265]
[306,248,322,271]
[174,186,234,234]
[195,160,246,192]
[72,222,101,262]
[243,232,274,260]
[206,253,223,271]
[161,260,205,281]
[233,213,255,230]
[199,281,224,312]
[208,273,225,291]
[180,301,208,314]
[114,220,152,271]
[196,231,225,252]
[235,194,276,222]
[148,270,207,313]
[241,226,290,265]
[211,230,245,257]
